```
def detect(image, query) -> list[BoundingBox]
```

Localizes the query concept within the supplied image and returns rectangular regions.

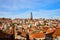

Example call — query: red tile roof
[46,28,54,34]
[30,32,45,38]
[20,30,26,37]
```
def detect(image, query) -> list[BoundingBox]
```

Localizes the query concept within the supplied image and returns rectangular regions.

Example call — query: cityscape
[0,0,60,40]
[0,12,60,40]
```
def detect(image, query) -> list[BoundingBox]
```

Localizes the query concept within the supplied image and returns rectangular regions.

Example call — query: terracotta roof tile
[56,26,60,29]
[52,29,60,37]
[30,32,45,38]
[20,30,26,37]
[46,28,54,34]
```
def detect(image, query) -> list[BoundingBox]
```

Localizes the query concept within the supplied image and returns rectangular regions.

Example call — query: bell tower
[30,12,33,20]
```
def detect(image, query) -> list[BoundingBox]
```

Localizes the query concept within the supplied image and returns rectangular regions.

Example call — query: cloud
[0,9,60,19]
[32,9,60,18]
[0,0,60,19]
[0,0,60,11]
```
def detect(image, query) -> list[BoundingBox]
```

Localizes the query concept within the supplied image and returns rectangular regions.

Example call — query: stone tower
[30,12,33,20]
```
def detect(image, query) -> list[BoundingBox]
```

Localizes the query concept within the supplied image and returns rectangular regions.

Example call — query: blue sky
[0,0,60,19]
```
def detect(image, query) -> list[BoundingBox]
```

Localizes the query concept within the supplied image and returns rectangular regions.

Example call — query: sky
[0,0,60,19]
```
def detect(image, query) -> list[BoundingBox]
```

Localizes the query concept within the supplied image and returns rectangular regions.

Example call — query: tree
[0,22,2,25]
[11,23,15,34]
[10,23,15,40]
